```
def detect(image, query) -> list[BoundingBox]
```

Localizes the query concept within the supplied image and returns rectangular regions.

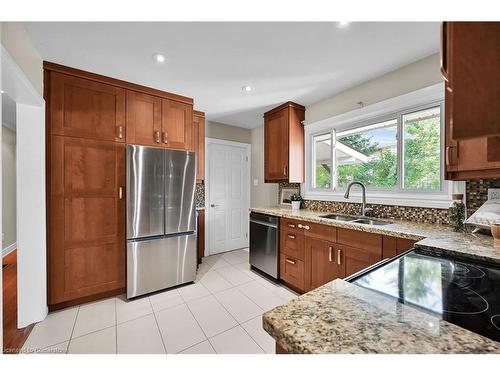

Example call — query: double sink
[320,214,391,226]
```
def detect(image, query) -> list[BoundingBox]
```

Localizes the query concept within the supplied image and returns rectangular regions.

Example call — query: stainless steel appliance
[348,249,500,343]
[249,212,279,279]
[126,145,197,298]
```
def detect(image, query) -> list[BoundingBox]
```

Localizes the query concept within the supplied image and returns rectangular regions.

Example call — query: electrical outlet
[488,188,500,200]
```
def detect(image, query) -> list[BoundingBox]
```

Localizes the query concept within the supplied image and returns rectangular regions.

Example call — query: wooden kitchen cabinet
[48,136,126,306]
[193,110,205,182]
[162,99,194,151]
[49,72,126,142]
[126,90,162,147]
[306,237,342,290]
[280,255,306,292]
[382,236,417,259]
[264,102,305,183]
[341,244,382,278]
[44,62,194,309]
[442,22,500,179]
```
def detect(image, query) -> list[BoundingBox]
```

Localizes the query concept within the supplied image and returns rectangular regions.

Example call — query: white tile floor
[22,248,298,354]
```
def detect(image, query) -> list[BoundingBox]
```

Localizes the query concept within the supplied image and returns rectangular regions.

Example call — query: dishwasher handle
[250,218,278,229]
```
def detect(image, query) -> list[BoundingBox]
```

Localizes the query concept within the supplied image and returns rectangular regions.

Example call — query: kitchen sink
[320,214,357,221]
[351,218,392,226]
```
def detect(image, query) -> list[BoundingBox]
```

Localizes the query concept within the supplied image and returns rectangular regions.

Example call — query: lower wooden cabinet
[280,255,305,292]
[306,237,342,290]
[48,136,126,307]
[279,219,410,293]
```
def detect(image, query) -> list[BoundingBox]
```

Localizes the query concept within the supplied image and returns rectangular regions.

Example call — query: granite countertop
[250,206,500,264]
[263,279,500,354]
[252,206,500,353]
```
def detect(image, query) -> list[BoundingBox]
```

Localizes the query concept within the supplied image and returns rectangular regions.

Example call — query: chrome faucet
[344,181,374,217]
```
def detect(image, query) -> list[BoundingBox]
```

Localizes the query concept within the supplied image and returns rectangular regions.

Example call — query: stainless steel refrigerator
[126,145,197,298]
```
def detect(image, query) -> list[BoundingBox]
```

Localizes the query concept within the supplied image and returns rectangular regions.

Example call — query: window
[336,119,398,189]
[308,103,444,194]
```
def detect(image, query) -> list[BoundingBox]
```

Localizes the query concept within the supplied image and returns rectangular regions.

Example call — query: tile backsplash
[195,183,205,208]
[277,183,450,224]
[466,179,500,216]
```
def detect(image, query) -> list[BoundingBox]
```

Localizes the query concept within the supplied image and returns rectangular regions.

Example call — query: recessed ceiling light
[0,90,4,94]
[338,21,350,28]
[152,53,166,63]
[242,85,252,92]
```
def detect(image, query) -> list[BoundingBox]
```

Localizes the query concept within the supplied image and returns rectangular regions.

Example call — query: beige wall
[206,121,252,144]
[1,22,43,95]
[2,126,16,249]
[250,126,278,207]
[305,53,443,124]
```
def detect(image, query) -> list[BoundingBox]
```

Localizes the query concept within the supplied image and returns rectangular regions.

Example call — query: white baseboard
[2,242,17,257]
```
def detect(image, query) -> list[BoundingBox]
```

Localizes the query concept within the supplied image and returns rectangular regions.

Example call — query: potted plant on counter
[290,193,303,210]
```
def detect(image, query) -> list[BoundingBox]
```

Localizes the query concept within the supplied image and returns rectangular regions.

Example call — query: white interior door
[207,139,250,255]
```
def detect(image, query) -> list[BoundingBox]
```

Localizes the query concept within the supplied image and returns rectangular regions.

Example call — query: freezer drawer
[127,233,197,298]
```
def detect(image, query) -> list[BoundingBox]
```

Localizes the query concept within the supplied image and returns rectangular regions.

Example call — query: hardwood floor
[2,250,34,354]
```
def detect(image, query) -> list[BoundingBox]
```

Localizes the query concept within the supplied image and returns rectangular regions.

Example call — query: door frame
[1,45,47,336]
[205,137,251,256]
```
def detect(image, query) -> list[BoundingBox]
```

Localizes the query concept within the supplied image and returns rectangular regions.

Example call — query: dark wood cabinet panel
[342,244,382,278]
[197,209,205,264]
[443,22,500,179]
[49,72,125,142]
[382,236,417,259]
[264,102,305,183]
[281,230,305,261]
[306,237,342,290]
[337,228,382,253]
[162,99,194,150]
[49,136,125,306]
[126,90,162,147]
[445,22,500,140]
[280,255,305,292]
[193,111,205,182]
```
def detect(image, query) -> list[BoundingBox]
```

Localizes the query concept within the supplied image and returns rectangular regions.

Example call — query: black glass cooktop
[350,250,500,343]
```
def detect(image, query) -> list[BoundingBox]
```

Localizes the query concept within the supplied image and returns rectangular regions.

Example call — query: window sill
[302,190,454,209]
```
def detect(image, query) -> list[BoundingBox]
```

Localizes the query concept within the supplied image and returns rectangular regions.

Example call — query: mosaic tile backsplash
[195,183,205,208]
[466,179,500,216]
[277,183,450,224]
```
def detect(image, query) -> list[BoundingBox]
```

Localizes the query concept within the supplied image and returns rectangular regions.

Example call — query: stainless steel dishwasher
[249,212,279,279]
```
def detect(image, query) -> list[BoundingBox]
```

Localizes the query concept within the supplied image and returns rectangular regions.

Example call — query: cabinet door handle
[116,125,124,139]
[288,224,296,228]
[154,130,161,143]
[298,224,310,230]
[163,131,168,144]
[119,187,124,200]
[337,249,342,265]
[440,22,449,82]
[329,246,333,262]
[283,165,287,176]
[446,146,456,167]
[285,258,296,265]
[287,235,296,239]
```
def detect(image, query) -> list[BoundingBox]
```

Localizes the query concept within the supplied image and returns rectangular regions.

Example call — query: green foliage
[289,193,303,202]
[315,165,331,189]
[337,133,397,188]
[403,117,440,190]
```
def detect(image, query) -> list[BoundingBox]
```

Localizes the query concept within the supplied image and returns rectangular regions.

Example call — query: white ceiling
[25,22,440,128]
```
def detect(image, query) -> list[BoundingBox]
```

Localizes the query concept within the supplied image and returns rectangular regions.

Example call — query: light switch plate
[253,179,259,186]
[488,188,500,200]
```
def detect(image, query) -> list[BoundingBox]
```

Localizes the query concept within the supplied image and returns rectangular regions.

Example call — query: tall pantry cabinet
[44,62,195,309]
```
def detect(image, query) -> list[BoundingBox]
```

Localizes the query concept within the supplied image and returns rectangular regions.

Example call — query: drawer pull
[285,258,296,265]
[329,246,333,262]
[337,249,342,265]
[287,235,296,239]
[288,224,296,228]
[298,224,310,230]
[154,130,161,143]
[117,125,124,139]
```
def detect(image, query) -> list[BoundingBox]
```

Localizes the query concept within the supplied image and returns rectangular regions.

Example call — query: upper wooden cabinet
[126,90,162,147]
[264,102,305,183]
[193,111,205,182]
[443,22,500,179]
[49,72,126,142]
[442,22,500,140]
[162,99,194,150]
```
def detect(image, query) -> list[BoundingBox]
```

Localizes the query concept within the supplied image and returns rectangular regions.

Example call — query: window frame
[303,84,464,209]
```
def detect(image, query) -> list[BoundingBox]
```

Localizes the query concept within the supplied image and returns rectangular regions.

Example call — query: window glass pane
[313,133,332,189]
[336,119,398,189]
[403,107,441,190]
